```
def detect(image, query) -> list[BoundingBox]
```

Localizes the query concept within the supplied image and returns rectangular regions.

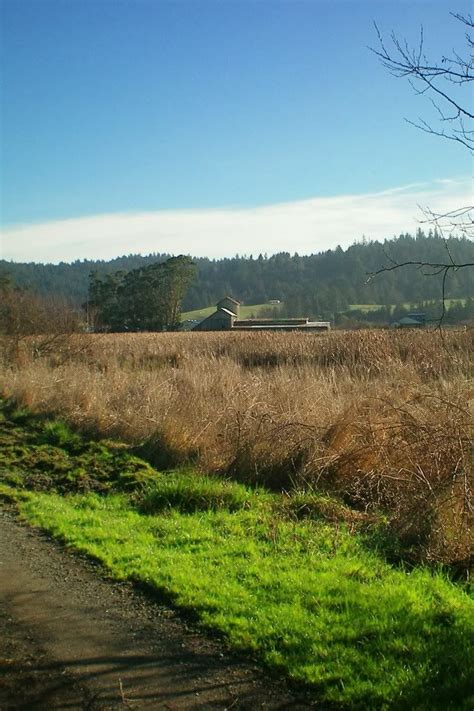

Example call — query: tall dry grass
[0,329,472,567]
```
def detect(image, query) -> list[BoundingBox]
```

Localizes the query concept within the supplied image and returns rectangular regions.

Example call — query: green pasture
[348,299,468,313]
[183,298,469,322]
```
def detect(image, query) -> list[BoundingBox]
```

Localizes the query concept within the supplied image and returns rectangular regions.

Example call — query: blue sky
[1,0,472,262]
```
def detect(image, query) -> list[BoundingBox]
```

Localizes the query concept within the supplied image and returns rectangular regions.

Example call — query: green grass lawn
[181,304,217,320]
[1,401,473,709]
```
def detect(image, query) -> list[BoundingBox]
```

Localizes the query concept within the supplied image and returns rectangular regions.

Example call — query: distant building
[193,297,330,332]
[216,296,241,317]
[390,312,426,329]
[192,307,237,331]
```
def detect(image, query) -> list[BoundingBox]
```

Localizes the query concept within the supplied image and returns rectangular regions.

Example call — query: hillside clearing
[183,298,470,321]
[182,303,281,321]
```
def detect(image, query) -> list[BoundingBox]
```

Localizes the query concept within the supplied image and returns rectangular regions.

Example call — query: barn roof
[218,296,240,305]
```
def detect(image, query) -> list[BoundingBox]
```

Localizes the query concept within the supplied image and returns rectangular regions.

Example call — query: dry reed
[1,329,472,567]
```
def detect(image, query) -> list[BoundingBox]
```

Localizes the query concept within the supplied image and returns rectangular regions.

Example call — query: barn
[193,297,330,332]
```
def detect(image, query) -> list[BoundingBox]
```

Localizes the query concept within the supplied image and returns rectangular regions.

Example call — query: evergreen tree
[88,256,195,332]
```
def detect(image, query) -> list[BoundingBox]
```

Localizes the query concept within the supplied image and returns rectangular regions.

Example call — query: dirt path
[0,509,318,710]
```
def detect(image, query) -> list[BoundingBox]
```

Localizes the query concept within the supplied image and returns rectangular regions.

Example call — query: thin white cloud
[0,178,471,264]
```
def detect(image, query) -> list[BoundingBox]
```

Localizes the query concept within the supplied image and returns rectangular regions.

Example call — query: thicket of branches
[0,274,81,339]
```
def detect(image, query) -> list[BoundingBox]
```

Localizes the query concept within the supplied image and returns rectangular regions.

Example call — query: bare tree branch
[370,11,473,325]
[366,259,473,328]
[370,14,474,152]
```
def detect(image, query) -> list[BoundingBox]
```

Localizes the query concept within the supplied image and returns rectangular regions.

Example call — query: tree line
[1,232,472,322]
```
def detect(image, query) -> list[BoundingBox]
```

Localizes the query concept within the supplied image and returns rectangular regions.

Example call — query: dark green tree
[87,256,195,332]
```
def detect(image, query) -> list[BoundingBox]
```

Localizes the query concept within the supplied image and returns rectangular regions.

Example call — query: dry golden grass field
[1,328,472,568]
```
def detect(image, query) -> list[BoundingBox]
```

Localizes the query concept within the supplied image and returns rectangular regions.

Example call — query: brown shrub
[323,392,473,566]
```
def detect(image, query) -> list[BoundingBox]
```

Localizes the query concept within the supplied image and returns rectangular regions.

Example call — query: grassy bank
[1,402,473,708]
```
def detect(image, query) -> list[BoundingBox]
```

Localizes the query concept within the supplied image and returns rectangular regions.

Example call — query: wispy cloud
[1,178,471,264]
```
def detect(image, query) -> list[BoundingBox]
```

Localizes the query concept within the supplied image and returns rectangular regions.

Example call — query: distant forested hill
[1,232,473,318]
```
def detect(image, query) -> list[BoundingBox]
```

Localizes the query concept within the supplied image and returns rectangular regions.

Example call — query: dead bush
[322,393,473,566]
